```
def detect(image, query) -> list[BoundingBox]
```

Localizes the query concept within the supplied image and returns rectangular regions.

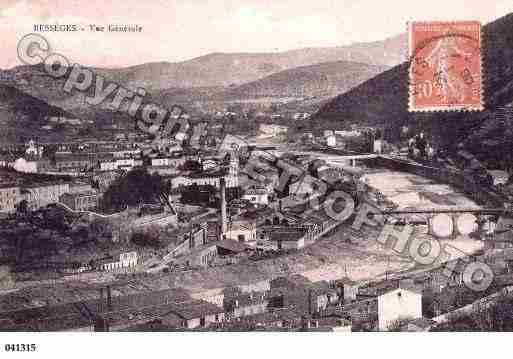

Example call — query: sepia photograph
[1,0,513,357]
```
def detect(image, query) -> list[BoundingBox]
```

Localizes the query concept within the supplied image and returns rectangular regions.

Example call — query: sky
[1,0,512,69]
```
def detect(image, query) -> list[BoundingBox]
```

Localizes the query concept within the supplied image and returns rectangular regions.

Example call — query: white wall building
[12,158,38,173]
[115,158,136,170]
[151,157,185,168]
[100,161,117,171]
[242,188,270,205]
[99,251,138,271]
[225,218,257,246]
[326,135,337,147]
[373,139,383,154]
[377,287,422,331]
[171,153,239,189]
[23,182,70,209]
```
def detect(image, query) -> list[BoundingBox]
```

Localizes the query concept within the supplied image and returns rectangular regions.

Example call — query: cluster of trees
[131,225,164,248]
[100,169,169,212]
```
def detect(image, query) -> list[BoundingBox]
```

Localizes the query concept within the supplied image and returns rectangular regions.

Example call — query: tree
[100,169,167,212]
[180,159,202,172]
[131,225,163,248]
[89,218,115,241]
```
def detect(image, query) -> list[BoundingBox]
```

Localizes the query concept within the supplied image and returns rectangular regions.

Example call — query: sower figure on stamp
[424,33,473,102]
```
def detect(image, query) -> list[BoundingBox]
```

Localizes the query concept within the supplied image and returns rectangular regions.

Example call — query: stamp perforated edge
[407,20,484,113]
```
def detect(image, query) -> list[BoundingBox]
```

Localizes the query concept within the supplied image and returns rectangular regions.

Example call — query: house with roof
[164,220,253,268]
[95,251,138,272]
[22,181,70,209]
[150,156,185,168]
[377,285,422,330]
[167,300,225,329]
[216,240,252,256]
[333,277,359,303]
[347,280,423,331]
[269,228,307,250]
[54,153,95,172]
[268,275,339,315]
[170,242,219,268]
[11,157,38,173]
[0,183,20,214]
[225,216,257,246]
[223,288,269,319]
[59,191,99,211]
[242,187,271,206]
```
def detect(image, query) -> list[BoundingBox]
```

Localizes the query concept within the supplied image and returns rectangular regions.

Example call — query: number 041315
[4,344,37,352]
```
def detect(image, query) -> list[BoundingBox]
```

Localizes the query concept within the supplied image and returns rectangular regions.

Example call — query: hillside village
[1,9,513,335]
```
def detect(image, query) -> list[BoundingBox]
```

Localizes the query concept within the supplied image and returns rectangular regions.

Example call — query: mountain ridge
[0,84,77,144]
[313,13,513,167]
[217,60,389,101]
[3,33,406,90]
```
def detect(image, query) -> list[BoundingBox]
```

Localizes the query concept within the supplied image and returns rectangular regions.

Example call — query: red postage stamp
[408,21,483,112]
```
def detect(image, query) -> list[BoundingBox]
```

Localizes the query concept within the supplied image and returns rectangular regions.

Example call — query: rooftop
[61,191,98,198]
[269,229,305,242]
[0,182,18,189]
[167,299,224,320]
[216,240,251,254]
[244,188,269,196]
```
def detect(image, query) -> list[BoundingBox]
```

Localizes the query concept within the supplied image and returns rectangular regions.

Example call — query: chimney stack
[107,285,112,311]
[99,288,104,312]
[308,289,313,315]
[220,177,227,236]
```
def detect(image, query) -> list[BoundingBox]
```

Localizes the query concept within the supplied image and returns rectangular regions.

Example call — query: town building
[242,187,270,205]
[326,134,337,147]
[24,139,44,158]
[164,224,210,261]
[171,171,239,190]
[69,181,93,194]
[0,183,20,213]
[223,289,268,319]
[200,157,220,171]
[215,240,252,256]
[225,216,257,245]
[111,149,141,158]
[377,286,422,330]
[96,251,138,271]
[333,277,359,303]
[269,228,306,250]
[346,281,423,331]
[168,300,225,329]
[11,157,38,173]
[54,154,95,172]
[22,182,70,209]
[150,156,185,168]
[99,161,117,171]
[59,191,99,211]
[170,242,219,268]
[268,276,339,316]
[115,157,137,171]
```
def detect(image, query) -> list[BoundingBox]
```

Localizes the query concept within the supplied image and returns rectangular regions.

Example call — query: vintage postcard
[1,0,513,357]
